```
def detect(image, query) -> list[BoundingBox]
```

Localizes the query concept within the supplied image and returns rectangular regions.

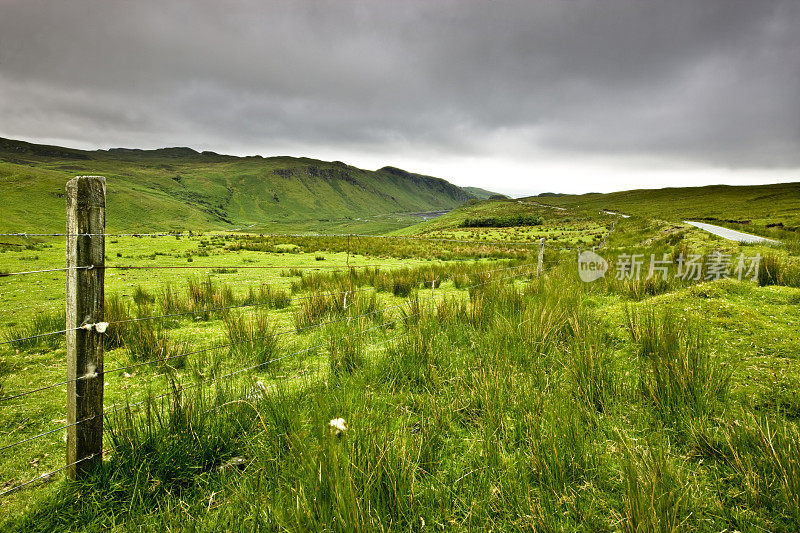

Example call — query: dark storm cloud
[1,0,798,169]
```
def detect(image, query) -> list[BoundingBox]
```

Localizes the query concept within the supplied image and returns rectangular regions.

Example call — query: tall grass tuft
[757,253,800,287]
[719,415,800,524]
[568,327,617,414]
[104,294,130,350]
[618,438,691,532]
[223,310,279,366]
[157,283,186,316]
[627,308,731,426]
[380,324,438,390]
[123,320,190,369]
[293,289,380,330]
[132,285,154,307]
[327,322,364,376]
[187,277,235,318]
[3,310,65,351]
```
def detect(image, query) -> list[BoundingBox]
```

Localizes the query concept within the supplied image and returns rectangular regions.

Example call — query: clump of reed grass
[158,283,186,316]
[568,328,617,414]
[3,309,65,351]
[188,277,234,318]
[626,308,731,425]
[618,438,691,532]
[758,253,800,287]
[243,284,291,309]
[294,289,380,330]
[380,324,438,390]
[123,319,190,369]
[720,415,800,523]
[104,294,131,350]
[327,323,364,376]
[132,286,154,307]
[391,273,415,297]
[223,310,279,366]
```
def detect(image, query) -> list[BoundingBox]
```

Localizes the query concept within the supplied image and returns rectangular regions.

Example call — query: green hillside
[459,186,504,199]
[0,137,474,234]
[395,181,800,254]
[531,182,800,239]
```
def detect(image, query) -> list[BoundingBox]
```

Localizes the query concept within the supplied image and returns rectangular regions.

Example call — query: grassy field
[394,198,610,248]
[1,182,800,530]
[530,182,800,250]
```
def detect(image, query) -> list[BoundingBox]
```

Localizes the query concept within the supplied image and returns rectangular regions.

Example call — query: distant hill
[395,181,800,245]
[0,137,476,234]
[530,182,800,235]
[460,186,504,200]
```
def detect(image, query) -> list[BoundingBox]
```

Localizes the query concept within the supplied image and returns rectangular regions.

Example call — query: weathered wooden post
[537,238,544,276]
[65,176,105,478]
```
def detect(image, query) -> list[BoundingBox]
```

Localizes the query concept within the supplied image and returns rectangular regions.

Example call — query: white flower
[328,417,347,436]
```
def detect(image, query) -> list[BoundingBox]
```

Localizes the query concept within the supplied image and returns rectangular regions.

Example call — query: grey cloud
[0,0,798,173]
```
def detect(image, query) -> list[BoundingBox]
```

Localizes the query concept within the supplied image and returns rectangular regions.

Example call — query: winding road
[684,221,780,244]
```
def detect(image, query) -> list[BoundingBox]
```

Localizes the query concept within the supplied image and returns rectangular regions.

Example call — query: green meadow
[1,198,800,531]
[532,181,800,251]
[1,144,800,530]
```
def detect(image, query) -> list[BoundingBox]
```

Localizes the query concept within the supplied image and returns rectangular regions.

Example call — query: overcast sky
[1,0,798,196]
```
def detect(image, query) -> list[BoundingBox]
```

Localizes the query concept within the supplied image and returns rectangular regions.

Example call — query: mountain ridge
[0,136,477,234]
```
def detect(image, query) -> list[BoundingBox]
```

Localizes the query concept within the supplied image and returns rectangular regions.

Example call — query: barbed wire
[0,376,77,403]
[0,266,91,277]
[0,416,95,454]
[103,263,396,271]
[0,230,543,247]
[0,453,96,498]
[0,262,540,497]
[0,263,529,398]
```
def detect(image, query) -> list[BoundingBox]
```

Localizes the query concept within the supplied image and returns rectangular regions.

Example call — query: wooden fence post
[66,176,105,478]
[537,238,544,276]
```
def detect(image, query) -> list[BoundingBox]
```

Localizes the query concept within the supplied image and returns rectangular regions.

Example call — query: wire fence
[0,262,532,403]
[0,238,547,499]
[0,262,528,351]
[0,229,544,247]
[0,180,558,498]
[0,264,540,496]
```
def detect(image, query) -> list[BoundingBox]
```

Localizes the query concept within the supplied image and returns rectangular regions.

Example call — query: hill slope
[0,137,474,234]
[460,186,504,199]
[530,182,800,237]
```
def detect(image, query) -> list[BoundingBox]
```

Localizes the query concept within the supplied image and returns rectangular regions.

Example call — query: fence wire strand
[104,265,535,417]
[0,263,539,497]
[0,266,91,277]
[0,453,97,498]
[0,230,542,247]
[0,263,528,402]
[0,416,96,455]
